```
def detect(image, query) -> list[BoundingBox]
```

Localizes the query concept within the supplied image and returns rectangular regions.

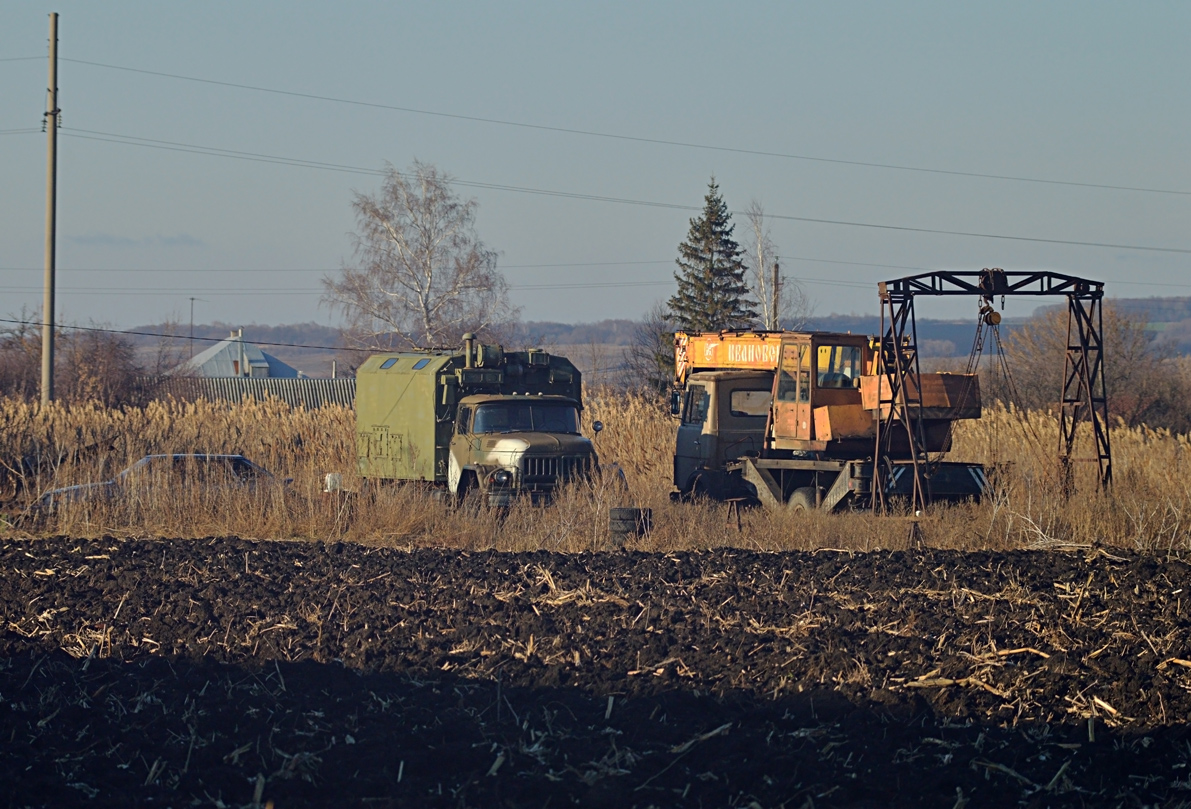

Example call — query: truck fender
[448,444,488,494]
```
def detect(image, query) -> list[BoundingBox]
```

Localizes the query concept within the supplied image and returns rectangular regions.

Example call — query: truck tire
[455,473,482,513]
[787,487,819,513]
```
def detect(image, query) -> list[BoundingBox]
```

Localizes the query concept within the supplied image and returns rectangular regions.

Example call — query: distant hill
[1109,297,1191,322]
[123,296,1191,378]
[517,320,639,347]
[528,316,982,358]
[1033,297,1191,353]
[803,315,983,358]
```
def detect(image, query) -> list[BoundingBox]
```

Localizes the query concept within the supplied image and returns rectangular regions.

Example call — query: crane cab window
[683,384,710,425]
[817,344,863,389]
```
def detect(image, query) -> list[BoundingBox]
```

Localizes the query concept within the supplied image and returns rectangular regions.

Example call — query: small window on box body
[412,358,431,370]
[380,358,399,370]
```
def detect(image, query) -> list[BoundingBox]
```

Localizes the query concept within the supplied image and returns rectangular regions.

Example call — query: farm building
[174,329,300,379]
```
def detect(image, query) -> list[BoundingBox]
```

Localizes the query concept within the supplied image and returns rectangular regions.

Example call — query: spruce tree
[668,178,757,332]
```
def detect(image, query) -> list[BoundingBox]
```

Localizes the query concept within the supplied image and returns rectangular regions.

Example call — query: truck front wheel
[787,487,819,513]
[455,471,481,511]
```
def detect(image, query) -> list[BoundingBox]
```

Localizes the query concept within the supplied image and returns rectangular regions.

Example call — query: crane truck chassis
[670,330,987,512]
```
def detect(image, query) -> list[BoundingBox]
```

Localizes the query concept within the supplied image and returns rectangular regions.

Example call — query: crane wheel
[787,487,819,513]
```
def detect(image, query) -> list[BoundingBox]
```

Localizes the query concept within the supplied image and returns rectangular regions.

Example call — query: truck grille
[521,455,591,482]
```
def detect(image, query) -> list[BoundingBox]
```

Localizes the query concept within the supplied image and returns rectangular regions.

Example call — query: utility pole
[771,261,780,330]
[41,12,59,406]
[189,297,197,359]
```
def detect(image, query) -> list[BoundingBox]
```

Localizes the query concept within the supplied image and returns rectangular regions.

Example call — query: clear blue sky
[2,1,1188,330]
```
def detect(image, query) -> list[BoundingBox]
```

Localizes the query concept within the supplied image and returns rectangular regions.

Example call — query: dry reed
[1,393,1188,552]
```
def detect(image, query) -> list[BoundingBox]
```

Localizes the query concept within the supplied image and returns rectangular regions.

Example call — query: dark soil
[2,537,1191,808]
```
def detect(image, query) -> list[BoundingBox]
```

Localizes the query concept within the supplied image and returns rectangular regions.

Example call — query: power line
[0,287,319,297]
[61,57,1191,197]
[59,128,1191,256]
[0,259,674,273]
[4,248,1189,290]
[0,280,676,295]
[0,128,40,135]
[4,258,1190,292]
[0,316,366,352]
[6,273,1186,296]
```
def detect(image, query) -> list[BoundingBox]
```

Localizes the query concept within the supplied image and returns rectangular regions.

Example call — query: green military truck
[355,334,598,505]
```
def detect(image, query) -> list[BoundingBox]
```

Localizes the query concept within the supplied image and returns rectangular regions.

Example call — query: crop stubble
[2,537,1190,807]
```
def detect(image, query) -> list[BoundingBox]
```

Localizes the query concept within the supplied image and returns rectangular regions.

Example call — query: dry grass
[1,393,1188,552]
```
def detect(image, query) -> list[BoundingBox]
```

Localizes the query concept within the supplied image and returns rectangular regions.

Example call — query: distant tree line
[0,314,183,407]
[1000,305,1191,435]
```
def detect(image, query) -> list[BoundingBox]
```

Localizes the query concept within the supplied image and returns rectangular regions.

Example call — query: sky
[1,1,1188,332]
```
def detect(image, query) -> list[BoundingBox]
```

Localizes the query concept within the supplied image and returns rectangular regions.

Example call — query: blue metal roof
[174,331,299,378]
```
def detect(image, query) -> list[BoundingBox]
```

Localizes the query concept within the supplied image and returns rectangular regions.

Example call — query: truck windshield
[472,403,581,434]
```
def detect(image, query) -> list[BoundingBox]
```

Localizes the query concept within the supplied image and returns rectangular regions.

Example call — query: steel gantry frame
[873,268,1111,514]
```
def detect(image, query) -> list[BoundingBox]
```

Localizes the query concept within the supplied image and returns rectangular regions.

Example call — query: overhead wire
[58,57,1191,197]
[0,260,671,273]
[0,280,680,295]
[55,128,1191,255]
[5,252,1191,290]
[0,316,368,353]
[0,317,646,359]
[6,56,1188,314]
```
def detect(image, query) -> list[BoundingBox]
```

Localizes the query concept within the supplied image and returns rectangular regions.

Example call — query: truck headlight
[491,469,513,486]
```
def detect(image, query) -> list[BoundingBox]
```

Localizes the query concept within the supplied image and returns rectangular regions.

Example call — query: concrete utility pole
[771,261,780,330]
[189,297,197,358]
[41,12,59,406]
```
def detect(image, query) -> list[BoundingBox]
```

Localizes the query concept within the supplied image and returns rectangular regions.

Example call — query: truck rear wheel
[787,487,819,513]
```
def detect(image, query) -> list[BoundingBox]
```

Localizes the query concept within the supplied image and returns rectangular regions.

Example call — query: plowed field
[2,537,1190,808]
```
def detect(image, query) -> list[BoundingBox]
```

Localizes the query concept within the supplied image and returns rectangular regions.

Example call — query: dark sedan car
[36,454,281,510]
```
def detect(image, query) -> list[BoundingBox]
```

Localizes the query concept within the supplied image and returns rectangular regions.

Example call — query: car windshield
[472,403,581,434]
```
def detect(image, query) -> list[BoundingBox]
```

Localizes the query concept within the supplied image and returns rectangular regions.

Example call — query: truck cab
[674,370,771,496]
[449,394,595,505]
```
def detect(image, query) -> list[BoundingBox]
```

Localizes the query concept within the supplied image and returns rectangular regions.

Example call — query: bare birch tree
[743,200,812,330]
[323,161,517,350]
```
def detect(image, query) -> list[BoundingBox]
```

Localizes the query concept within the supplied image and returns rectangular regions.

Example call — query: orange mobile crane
[670,269,1112,513]
[671,270,1114,512]
[671,329,984,511]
